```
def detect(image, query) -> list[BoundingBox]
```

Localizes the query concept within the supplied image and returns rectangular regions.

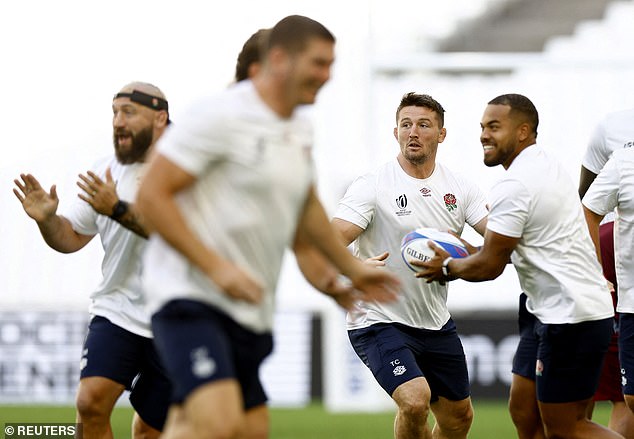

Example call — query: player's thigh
[420,324,470,402]
[392,376,432,410]
[80,315,143,388]
[535,318,611,403]
[348,323,423,397]
[512,293,539,381]
[129,339,172,431]
[509,373,538,412]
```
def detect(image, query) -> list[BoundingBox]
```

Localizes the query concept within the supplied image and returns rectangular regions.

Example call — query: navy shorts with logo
[348,319,469,401]
[618,313,634,395]
[534,318,612,403]
[80,315,171,430]
[512,293,539,380]
[151,299,273,409]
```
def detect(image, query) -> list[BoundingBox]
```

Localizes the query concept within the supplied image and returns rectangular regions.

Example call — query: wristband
[442,257,453,277]
[110,200,129,219]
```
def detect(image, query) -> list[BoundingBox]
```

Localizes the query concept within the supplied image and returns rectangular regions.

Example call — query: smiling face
[394,105,446,166]
[284,37,334,106]
[479,104,527,169]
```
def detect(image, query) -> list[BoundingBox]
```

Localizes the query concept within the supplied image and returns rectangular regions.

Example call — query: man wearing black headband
[13,82,171,439]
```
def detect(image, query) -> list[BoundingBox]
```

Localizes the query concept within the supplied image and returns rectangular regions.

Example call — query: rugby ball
[400,228,469,272]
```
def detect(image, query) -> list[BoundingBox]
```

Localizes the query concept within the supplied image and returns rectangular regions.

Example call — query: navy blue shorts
[348,319,469,401]
[534,318,612,403]
[151,299,273,409]
[512,293,539,380]
[80,315,171,430]
[618,313,634,395]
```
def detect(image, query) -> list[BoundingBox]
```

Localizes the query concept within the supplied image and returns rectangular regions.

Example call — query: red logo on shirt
[444,193,457,211]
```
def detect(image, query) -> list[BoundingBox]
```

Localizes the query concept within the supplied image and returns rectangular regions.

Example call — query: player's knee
[509,398,538,427]
[452,403,473,430]
[393,378,433,421]
[75,391,111,422]
[396,395,431,421]
[75,378,122,423]
[435,402,473,436]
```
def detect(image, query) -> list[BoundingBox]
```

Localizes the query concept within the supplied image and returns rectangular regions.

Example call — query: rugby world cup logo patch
[395,194,411,217]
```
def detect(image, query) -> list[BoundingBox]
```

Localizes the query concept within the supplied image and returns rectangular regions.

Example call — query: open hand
[13,173,59,222]
[77,168,119,216]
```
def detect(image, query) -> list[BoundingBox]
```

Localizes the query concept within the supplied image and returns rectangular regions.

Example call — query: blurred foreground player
[136,15,399,439]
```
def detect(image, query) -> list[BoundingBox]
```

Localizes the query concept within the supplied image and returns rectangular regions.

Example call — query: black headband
[114,90,169,112]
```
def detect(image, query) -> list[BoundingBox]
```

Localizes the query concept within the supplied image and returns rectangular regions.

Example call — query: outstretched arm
[415,229,518,283]
[295,186,399,304]
[14,173,93,253]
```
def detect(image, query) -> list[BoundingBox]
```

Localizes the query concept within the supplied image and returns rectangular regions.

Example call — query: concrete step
[437,0,618,52]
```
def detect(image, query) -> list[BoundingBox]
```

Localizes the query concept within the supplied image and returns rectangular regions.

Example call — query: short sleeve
[156,96,228,177]
[486,178,531,238]
[582,155,620,216]
[462,179,489,228]
[582,120,609,174]
[333,174,376,230]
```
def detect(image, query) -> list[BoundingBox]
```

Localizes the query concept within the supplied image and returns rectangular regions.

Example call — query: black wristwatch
[110,200,129,219]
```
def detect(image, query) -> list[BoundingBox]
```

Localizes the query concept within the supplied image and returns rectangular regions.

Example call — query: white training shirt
[487,145,613,324]
[334,159,488,330]
[142,80,314,334]
[582,148,634,313]
[583,107,634,174]
[62,156,151,337]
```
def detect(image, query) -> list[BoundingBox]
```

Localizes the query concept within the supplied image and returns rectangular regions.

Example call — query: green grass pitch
[0,400,613,438]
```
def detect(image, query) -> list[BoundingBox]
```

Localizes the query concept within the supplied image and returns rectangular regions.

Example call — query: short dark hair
[396,92,445,127]
[235,28,270,82]
[265,15,335,54]
[488,94,539,137]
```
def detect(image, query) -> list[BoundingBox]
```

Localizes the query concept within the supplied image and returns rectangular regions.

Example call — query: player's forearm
[110,203,150,238]
[448,251,506,282]
[295,239,340,293]
[36,215,90,253]
[299,190,362,277]
[583,206,603,263]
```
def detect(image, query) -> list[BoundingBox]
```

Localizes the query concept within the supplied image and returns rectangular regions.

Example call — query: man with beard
[13,82,171,439]
[332,92,487,439]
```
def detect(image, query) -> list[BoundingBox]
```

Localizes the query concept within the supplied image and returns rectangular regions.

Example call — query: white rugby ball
[400,227,469,272]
